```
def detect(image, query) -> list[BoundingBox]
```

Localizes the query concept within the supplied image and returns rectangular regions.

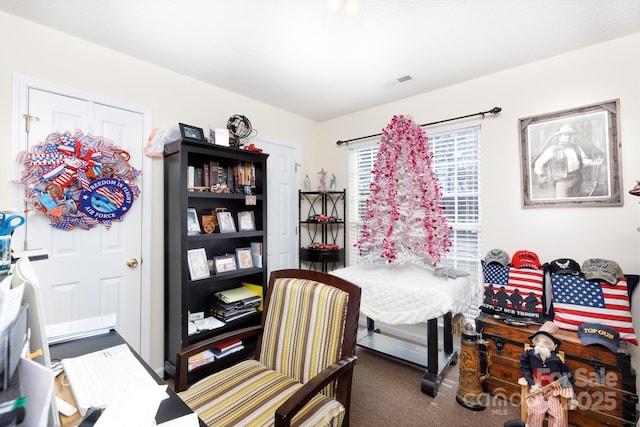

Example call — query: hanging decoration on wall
[355,114,451,265]
[15,130,141,230]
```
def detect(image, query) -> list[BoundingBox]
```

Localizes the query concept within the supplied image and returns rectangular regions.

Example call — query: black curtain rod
[335,106,502,146]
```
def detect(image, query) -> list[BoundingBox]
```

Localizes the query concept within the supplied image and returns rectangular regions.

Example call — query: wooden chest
[476,313,638,426]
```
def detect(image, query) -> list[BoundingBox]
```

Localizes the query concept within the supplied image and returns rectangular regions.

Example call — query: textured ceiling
[2,0,640,121]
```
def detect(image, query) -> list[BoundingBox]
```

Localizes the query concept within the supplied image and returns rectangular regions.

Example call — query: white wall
[0,11,318,370]
[314,32,640,395]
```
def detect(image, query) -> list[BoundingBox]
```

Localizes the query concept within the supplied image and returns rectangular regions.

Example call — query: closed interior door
[13,87,144,352]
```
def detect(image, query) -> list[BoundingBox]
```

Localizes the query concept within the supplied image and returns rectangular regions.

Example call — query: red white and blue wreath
[15,130,142,230]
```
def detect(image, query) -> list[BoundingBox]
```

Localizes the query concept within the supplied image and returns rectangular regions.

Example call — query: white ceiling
[2,0,640,122]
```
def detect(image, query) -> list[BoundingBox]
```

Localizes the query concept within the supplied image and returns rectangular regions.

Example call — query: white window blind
[348,123,482,319]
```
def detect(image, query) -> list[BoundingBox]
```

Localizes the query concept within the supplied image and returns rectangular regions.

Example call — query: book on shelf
[211,307,257,323]
[188,349,216,371]
[187,166,195,188]
[211,304,257,318]
[215,339,243,353]
[212,339,244,358]
[215,287,261,304]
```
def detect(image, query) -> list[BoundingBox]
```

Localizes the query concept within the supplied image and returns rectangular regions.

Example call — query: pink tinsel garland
[355,115,451,264]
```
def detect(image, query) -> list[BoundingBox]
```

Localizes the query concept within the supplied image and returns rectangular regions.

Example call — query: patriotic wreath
[15,130,142,230]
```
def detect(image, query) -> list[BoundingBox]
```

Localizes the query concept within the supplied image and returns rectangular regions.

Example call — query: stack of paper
[212,287,261,322]
[188,349,216,371]
[188,316,225,336]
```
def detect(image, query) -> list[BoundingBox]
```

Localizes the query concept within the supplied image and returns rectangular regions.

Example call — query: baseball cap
[578,323,620,353]
[511,250,541,269]
[527,321,561,347]
[581,258,624,285]
[549,258,581,276]
[484,249,510,267]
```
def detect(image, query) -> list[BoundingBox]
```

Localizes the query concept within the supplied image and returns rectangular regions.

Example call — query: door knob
[127,258,139,268]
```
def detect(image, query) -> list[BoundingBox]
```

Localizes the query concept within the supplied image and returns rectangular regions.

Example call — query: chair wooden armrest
[518,377,529,422]
[274,355,358,427]
[175,324,263,392]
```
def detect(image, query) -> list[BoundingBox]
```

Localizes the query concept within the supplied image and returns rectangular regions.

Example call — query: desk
[49,330,205,427]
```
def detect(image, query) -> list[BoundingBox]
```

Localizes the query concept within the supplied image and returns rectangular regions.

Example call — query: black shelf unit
[298,190,346,273]
[163,139,268,379]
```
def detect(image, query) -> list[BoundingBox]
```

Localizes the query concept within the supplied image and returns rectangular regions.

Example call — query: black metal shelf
[298,190,346,273]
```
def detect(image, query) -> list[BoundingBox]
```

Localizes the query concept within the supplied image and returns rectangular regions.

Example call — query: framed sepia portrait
[519,99,622,208]
[187,248,210,281]
[214,254,237,274]
[237,211,255,231]
[216,211,236,233]
[236,247,253,269]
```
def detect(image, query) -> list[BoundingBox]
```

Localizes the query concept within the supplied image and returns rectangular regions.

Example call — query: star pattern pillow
[550,273,637,345]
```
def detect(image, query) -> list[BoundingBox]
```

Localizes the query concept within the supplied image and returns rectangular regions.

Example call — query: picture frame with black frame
[236,247,253,269]
[216,211,236,233]
[179,123,205,142]
[519,99,622,208]
[187,248,210,281]
[186,208,201,235]
[237,211,255,231]
[214,254,237,274]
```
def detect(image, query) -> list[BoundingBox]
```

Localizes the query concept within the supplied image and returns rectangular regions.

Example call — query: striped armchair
[176,269,361,427]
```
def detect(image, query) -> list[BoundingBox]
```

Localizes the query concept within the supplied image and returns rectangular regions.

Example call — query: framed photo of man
[519,99,621,208]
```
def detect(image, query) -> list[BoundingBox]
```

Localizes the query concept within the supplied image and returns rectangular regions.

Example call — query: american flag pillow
[481,261,544,322]
[550,273,637,344]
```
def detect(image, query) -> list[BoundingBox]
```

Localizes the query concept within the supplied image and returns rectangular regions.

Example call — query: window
[348,122,482,318]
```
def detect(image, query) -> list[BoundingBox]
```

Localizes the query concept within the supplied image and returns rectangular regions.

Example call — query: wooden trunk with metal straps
[476,313,638,426]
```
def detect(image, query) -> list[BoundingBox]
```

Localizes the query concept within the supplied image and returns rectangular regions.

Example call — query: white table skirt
[330,262,474,325]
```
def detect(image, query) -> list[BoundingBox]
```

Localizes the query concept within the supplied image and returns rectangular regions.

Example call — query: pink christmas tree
[355,115,451,264]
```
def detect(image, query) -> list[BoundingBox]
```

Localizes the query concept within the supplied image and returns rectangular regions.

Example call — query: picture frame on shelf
[179,123,205,142]
[237,211,255,231]
[519,99,621,208]
[216,211,236,233]
[214,255,237,274]
[186,208,201,235]
[187,248,210,281]
[236,247,253,269]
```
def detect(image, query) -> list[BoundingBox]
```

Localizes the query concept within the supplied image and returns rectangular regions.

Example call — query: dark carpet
[350,346,521,427]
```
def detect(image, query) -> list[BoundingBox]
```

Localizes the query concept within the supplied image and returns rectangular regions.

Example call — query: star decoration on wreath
[15,130,142,230]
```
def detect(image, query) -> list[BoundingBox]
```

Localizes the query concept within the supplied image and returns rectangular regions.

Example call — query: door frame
[11,73,154,361]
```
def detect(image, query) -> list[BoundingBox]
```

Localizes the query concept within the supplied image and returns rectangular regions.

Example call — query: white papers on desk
[95,384,167,427]
[61,344,158,416]
[0,275,24,331]
[45,313,116,344]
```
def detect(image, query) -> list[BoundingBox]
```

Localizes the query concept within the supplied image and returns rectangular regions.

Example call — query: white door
[257,138,299,275]
[12,84,146,354]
